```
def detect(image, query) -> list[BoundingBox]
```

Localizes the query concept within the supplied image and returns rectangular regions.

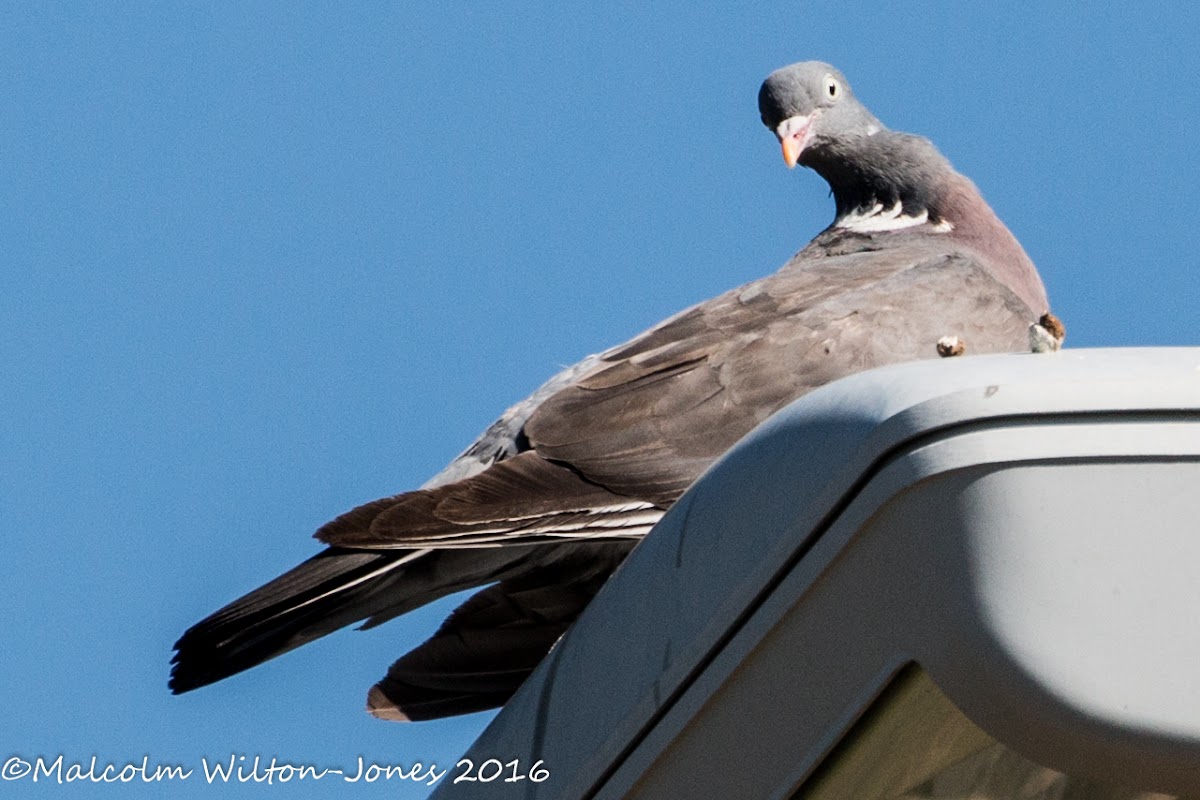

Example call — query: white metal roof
[432,348,1200,799]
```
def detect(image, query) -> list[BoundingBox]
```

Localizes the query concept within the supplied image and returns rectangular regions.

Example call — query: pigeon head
[759,61,952,231]
[759,61,1049,315]
[758,61,884,169]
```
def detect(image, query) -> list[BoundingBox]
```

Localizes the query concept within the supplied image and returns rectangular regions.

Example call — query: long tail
[169,544,545,694]
[170,449,657,712]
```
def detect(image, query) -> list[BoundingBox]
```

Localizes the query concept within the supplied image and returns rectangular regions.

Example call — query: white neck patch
[835,201,953,233]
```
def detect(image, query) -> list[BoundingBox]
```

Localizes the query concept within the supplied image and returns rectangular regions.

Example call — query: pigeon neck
[805,131,1049,314]
[804,131,953,234]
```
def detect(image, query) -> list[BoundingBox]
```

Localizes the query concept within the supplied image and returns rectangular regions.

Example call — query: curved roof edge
[433,348,1200,799]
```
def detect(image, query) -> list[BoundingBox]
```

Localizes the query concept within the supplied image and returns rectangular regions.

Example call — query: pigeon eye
[824,75,840,100]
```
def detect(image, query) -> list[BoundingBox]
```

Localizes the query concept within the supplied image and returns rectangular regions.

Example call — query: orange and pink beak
[775,114,815,169]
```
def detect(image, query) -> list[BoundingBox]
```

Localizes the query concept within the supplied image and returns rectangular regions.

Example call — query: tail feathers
[365,560,613,721]
[169,545,535,694]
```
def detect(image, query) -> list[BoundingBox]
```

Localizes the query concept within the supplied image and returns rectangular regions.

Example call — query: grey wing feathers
[421,353,605,489]
[317,451,662,549]
[526,240,1035,505]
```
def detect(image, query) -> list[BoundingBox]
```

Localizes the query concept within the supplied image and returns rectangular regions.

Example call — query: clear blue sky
[3,3,1197,798]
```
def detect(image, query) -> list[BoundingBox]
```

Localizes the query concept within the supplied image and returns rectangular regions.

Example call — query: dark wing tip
[169,607,276,694]
[168,548,412,696]
[168,636,218,694]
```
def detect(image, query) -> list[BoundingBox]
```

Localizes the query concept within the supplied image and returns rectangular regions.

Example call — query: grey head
[758,61,962,232]
[758,61,885,170]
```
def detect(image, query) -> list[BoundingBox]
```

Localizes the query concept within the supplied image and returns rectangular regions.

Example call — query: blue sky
[3,3,1197,798]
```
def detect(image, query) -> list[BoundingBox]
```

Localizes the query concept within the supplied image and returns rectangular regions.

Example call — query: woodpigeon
[170,61,1050,720]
